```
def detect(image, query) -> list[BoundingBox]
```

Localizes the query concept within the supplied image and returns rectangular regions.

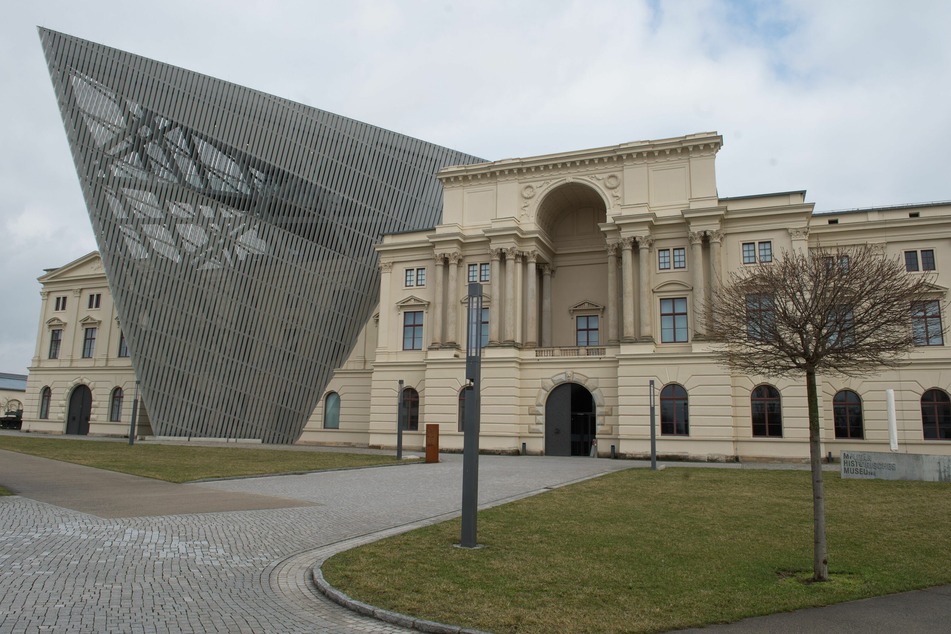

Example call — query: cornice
[438,132,722,185]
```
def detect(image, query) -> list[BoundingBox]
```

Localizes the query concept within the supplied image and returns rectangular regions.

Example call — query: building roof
[0,373,27,392]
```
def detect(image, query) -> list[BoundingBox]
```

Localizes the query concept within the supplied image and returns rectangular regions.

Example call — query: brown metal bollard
[425,424,439,463]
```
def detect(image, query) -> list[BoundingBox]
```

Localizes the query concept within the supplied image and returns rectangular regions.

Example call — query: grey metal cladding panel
[41,28,485,443]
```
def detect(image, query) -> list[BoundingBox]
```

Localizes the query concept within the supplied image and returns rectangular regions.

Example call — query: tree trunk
[806,368,829,581]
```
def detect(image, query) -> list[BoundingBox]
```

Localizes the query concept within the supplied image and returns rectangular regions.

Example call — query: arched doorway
[66,385,92,435]
[545,383,595,456]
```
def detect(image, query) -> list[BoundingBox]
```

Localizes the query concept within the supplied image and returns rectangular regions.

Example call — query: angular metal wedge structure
[40,28,484,443]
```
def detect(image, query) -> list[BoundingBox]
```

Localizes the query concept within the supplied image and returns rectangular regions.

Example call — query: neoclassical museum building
[25,130,951,461]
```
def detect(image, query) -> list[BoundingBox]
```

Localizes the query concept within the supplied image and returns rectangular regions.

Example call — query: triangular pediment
[569,300,604,315]
[395,295,430,310]
[79,315,102,327]
[38,251,104,283]
[46,317,67,329]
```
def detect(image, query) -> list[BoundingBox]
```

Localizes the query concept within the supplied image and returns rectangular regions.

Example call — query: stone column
[33,291,49,362]
[689,231,706,338]
[504,247,518,345]
[489,248,502,345]
[525,251,538,348]
[430,253,444,348]
[377,262,393,350]
[636,236,653,341]
[621,237,636,342]
[606,243,619,344]
[708,230,723,322]
[541,264,553,347]
[445,252,461,347]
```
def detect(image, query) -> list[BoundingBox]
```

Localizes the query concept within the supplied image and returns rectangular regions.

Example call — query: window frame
[660,384,689,436]
[404,267,427,288]
[672,247,686,269]
[742,241,773,265]
[109,387,123,422]
[576,314,600,347]
[833,390,864,439]
[323,391,340,429]
[751,384,783,437]
[401,387,420,431]
[88,293,102,309]
[48,329,63,359]
[658,248,671,271]
[81,327,97,358]
[905,249,936,273]
[745,293,774,341]
[118,332,129,358]
[911,300,944,346]
[921,388,951,440]
[402,310,424,350]
[660,297,689,343]
[39,386,51,420]
[54,296,67,311]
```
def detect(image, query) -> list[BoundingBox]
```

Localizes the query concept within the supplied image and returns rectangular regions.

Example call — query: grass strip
[324,467,951,633]
[0,436,400,482]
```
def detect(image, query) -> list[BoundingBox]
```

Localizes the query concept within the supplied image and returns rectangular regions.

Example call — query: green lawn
[0,436,401,482]
[323,468,951,633]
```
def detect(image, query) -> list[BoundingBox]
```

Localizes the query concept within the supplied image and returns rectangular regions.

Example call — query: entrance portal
[545,383,595,456]
[66,385,92,435]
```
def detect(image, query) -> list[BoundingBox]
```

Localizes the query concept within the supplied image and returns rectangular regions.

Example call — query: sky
[1,0,950,375]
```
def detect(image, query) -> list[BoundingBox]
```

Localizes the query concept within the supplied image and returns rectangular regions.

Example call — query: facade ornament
[540,263,553,276]
[448,251,462,265]
[635,235,654,250]
[789,227,810,240]
[620,236,636,250]
[433,253,446,265]
[604,174,620,190]
[524,250,538,263]
[708,229,723,243]
[504,246,519,260]
[379,261,393,273]
[606,242,620,257]
[688,231,705,245]
[522,185,536,199]
[490,247,503,260]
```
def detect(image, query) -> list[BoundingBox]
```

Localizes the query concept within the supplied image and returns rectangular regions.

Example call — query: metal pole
[460,282,483,548]
[128,380,139,446]
[649,379,657,470]
[397,379,404,460]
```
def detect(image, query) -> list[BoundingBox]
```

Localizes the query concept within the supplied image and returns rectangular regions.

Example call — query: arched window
[323,392,340,429]
[401,387,419,431]
[833,390,863,439]
[458,388,467,432]
[39,387,51,420]
[751,385,782,437]
[660,384,689,435]
[921,389,951,440]
[109,387,124,422]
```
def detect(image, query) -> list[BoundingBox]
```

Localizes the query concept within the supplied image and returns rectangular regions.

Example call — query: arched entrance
[66,385,92,435]
[545,383,595,456]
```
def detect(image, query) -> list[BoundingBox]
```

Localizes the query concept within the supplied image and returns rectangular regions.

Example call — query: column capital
[490,247,504,261]
[708,229,723,244]
[433,252,446,264]
[789,227,810,241]
[635,235,654,250]
[39,290,49,299]
[522,250,538,263]
[447,251,462,265]
[379,261,393,273]
[688,231,705,245]
[606,242,620,257]
[540,263,553,276]
[620,236,636,250]
[504,246,519,260]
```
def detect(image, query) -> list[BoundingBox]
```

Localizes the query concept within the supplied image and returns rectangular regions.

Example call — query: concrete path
[1,444,949,633]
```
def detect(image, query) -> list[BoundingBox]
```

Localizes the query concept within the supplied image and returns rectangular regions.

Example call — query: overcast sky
[1,0,950,375]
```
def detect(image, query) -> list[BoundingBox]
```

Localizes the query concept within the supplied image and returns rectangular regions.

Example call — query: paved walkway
[1,442,949,633]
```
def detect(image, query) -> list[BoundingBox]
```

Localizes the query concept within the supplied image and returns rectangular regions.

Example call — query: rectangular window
[743,241,772,264]
[402,311,424,350]
[480,263,490,282]
[905,251,919,272]
[54,296,67,311]
[742,242,757,265]
[921,249,936,271]
[912,300,944,346]
[468,263,478,283]
[88,293,101,309]
[658,249,671,270]
[48,329,62,359]
[673,247,686,269]
[576,315,600,347]
[404,267,426,287]
[118,332,129,358]
[82,327,97,358]
[480,307,489,348]
[660,298,688,343]
[746,294,774,341]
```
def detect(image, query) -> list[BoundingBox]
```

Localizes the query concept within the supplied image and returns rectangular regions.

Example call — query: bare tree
[705,245,940,581]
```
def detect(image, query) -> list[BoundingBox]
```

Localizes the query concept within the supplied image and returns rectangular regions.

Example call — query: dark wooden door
[545,384,572,456]
[67,385,92,435]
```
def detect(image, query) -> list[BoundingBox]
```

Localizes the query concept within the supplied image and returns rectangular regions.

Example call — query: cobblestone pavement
[0,452,637,633]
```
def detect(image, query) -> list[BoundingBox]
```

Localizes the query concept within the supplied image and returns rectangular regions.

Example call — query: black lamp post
[460,282,483,548]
